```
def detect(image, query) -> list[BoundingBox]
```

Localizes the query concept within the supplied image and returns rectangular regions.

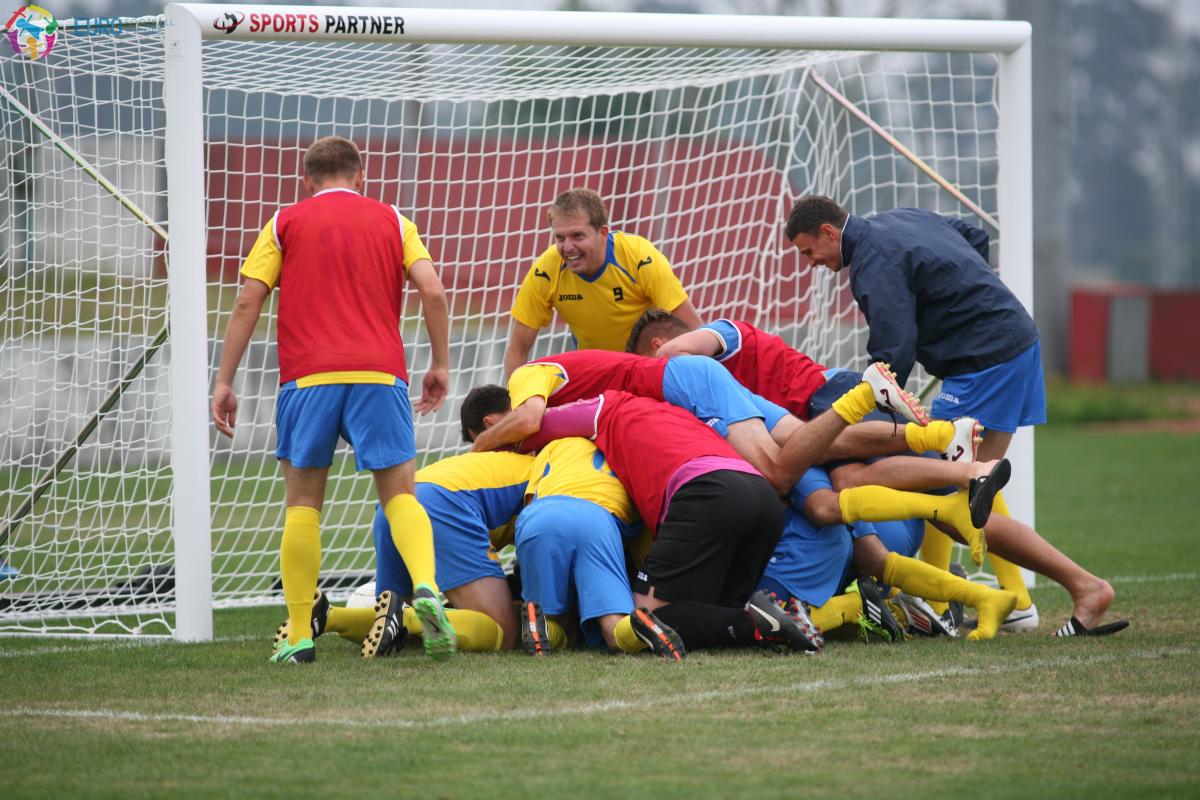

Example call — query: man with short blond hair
[503,188,702,377]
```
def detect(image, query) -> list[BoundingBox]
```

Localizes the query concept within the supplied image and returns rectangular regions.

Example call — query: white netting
[0,15,1000,635]
[1,20,172,635]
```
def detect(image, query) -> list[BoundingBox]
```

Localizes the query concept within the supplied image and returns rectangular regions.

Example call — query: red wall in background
[1148,291,1200,381]
[1070,284,1200,382]
[203,137,796,323]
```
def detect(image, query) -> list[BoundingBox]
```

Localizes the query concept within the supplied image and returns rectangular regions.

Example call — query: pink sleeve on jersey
[519,396,603,453]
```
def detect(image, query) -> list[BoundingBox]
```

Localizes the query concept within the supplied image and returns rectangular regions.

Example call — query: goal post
[0,5,1032,640]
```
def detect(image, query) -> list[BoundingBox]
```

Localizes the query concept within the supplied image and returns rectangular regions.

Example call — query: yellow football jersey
[415,451,534,493]
[510,231,689,352]
[506,363,567,410]
[525,438,637,524]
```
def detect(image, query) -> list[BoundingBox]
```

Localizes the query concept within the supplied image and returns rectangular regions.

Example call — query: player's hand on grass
[212,384,239,437]
[415,367,449,414]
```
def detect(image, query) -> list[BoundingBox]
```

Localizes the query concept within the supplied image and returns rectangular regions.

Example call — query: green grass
[2,426,1199,798]
[1046,379,1200,424]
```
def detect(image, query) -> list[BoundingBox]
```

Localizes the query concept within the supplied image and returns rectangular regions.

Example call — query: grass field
[2,425,1199,799]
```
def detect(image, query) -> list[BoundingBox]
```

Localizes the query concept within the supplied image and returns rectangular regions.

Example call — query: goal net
[0,7,1017,637]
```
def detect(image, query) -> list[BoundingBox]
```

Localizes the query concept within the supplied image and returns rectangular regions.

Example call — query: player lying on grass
[772,462,1128,639]
[466,351,995,565]
[762,465,1018,642]
[629,307,1037,621]
[465,387,821,658]
[274,450,536,656]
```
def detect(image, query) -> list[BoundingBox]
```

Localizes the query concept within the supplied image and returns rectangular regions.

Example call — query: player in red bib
[211,136,456,664]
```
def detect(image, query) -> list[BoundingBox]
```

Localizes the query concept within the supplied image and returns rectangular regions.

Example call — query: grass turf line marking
[3,646,1193,731]
[0,634,258,658]
[1107,572,1199,585]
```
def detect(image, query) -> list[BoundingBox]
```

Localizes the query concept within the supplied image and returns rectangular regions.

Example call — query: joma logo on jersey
[937,391,961,405]
[558,293,583,301]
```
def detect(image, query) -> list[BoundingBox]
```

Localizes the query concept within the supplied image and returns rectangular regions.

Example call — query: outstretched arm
[503,320,540,379]
[655,327,723,359]
[408,258,450,414]
[471,396,547,452]
[212,278,271,437]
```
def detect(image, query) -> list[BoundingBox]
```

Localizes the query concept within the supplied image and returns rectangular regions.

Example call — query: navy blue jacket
[842,209,1038,386]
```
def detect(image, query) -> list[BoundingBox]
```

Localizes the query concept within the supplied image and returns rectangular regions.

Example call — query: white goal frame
[163,4,1034,642]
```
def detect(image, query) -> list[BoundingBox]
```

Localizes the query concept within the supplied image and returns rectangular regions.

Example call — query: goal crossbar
[175,4,1030,52]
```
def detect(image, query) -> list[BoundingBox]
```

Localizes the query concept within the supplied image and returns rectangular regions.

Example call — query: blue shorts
[760,513,925,608]
[372,484,504,595]
[931,341,1047,433]
[275,380,415,470]
[760,508,854,608]
[662,355,765,437]
[515,496,634,641]
[872,518,924,558]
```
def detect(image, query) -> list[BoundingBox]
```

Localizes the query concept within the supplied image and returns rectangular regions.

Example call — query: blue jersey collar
[562,232,618,283]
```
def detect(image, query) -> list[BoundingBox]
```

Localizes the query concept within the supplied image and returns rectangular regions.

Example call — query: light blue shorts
[515,495,635,637]
[372,484,504,596]
[759,514,924,608]
[760,508,854,609]
[872,518,924,559]
[275,380,414,470]
[931,341,1047,434]
[662,355,769,437]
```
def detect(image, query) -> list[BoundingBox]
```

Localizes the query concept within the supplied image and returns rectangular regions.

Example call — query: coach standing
[785,196,1044,461]
[785,195,1043,627]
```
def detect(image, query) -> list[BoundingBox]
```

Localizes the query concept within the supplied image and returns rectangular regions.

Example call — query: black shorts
[635,470,784,607]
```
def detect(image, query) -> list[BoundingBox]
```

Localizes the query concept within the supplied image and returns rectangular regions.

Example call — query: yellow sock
[831,383,875,425]
[546,619,569,651]
[383,494,439,593]
[905,420,953,453]
[811,592,862,634]
[613,615,648,653]
[985,491,1033,610]
[280,506,321,644]
[327,606,375,642]
[840,485,986,565]
[445,608,505,652]
[397,606,505,651]
[881,552,1017,641]
[919,523,955,615]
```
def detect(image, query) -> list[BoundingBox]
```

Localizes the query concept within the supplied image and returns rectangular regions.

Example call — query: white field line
[1107,572,1199,585]
[2,646,1193,732]
[0,634,259,658]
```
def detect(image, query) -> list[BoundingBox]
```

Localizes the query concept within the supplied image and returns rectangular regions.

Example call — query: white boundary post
[165,5,214,641]
[998,35,1037,585]
[166,3,1035,597]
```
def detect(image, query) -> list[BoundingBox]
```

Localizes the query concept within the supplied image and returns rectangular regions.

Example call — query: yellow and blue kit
[511,231,688,351]
[374,451,533,594]
[516,438,639,646]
